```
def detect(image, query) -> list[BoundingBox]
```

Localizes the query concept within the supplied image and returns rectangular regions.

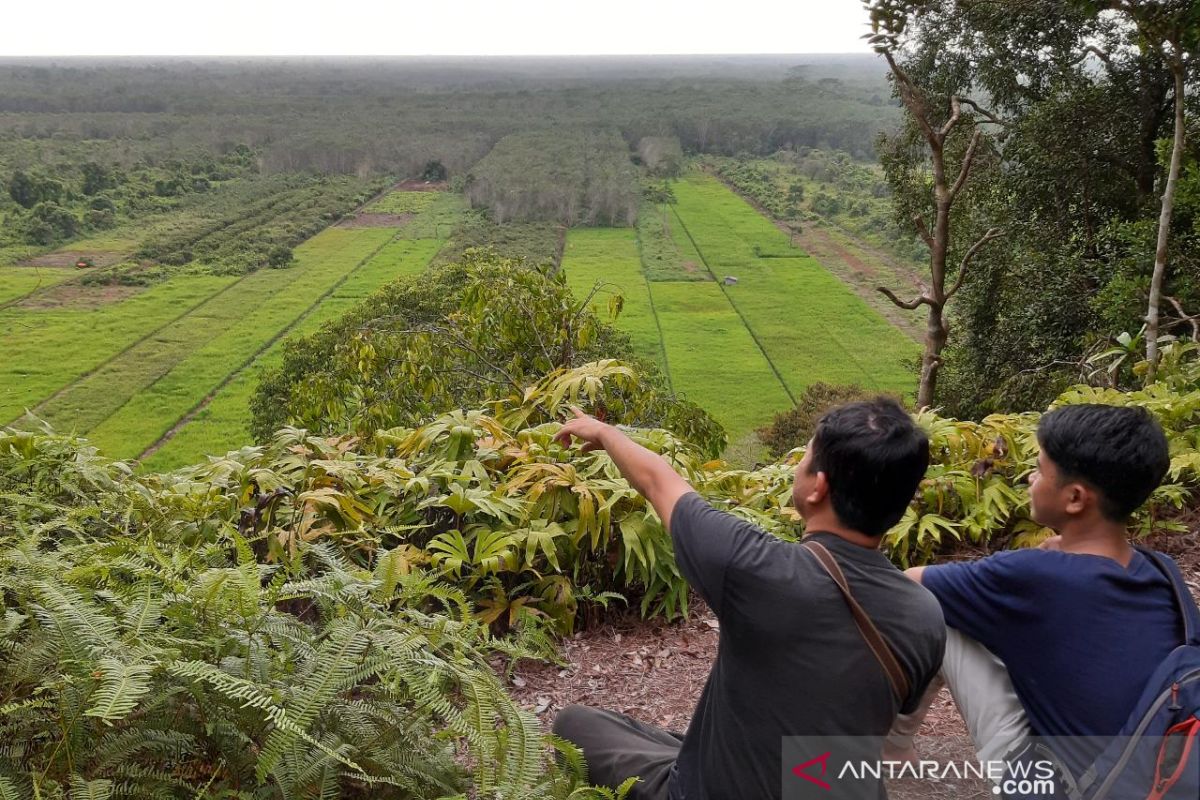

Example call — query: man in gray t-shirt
[551,398,946,800]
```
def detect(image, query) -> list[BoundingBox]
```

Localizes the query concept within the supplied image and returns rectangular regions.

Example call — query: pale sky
[3,0,874,57]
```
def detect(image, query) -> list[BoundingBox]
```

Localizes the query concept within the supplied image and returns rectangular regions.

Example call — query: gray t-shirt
[665,491,946,800]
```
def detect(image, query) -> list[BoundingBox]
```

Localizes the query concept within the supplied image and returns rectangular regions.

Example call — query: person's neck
[801,511,880,549]
[1056,516,1135,567]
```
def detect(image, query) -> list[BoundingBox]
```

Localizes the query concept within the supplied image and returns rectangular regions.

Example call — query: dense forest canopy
[864,0,1200,414]
[0,56,897,176]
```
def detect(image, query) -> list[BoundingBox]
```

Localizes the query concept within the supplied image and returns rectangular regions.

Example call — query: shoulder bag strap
[1134,544,1200,646]
[801,539,911,705]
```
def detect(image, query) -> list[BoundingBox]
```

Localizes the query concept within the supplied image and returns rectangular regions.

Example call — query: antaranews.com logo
[782,736,1059,799]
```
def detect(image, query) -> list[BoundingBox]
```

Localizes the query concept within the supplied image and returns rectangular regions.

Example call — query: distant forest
[0,55,897,178]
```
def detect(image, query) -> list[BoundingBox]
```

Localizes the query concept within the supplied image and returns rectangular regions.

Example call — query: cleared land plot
[85,227,401,461]
[671,174,919,398]
[560,229,666,373]
[0,234,137,307]
[137,235,446,470]
[648,281,793,437]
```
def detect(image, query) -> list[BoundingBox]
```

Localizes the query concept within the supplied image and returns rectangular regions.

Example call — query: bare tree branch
[956,97,1008,127]
[949,129,984,202]
[883,50,937,143]
[912,213,934,248]
[878,286,932,310]
[1075,45,1114,71]
[1166,295,1200,342]
[939,96,963,138]
[946,227,1005,300]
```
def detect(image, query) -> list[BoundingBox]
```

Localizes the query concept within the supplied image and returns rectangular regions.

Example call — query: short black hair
[1037,403,1170,521]
[807,398,930,537]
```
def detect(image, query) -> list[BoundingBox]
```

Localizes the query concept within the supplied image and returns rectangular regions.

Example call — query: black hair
[1037,403,1170,521]
[807,398,930,537]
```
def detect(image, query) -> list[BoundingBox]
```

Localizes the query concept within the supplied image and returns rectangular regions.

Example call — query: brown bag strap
[801,539,911,706]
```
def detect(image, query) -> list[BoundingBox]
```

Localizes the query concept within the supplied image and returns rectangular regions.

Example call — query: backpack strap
[1134,545,1200,647]
[801,540,911,706]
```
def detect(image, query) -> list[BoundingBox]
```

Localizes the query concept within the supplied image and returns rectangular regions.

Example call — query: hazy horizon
[3,0,873,57]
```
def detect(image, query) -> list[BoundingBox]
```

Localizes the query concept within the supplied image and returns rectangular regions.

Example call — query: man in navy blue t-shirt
[890,403,1182,777]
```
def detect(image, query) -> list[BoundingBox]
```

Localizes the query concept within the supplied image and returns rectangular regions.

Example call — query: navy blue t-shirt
[923,548,1183,744]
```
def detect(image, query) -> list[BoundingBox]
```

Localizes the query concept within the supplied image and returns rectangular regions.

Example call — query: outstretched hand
[551,405,612,453]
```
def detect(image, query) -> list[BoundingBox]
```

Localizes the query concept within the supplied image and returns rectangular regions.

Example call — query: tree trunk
[1146,52,1186,379]
[918,195,952,409]
[918,304,949,409]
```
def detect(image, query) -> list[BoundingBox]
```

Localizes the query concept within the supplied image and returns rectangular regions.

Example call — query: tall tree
[864,0,1006,408]
[1092,1,1199,377]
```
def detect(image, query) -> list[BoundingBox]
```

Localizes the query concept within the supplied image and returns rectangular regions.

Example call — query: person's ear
[1063,481,1089,516]
[806,470,830,507]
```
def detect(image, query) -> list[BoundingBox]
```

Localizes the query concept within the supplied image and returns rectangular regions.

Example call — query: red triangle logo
[792,751,832,790]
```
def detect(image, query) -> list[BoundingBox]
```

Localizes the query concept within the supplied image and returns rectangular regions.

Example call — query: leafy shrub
[756,382,899,459]
[25,201,79,244]
[0,428,633,800]
[251,250,725,458]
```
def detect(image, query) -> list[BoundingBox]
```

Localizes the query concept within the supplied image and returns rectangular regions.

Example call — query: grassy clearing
[637,200,709,282]
[719,256,917,395]
[307,237,443,323]
[0,274,237,424]
[35,270,301,433]
[671,173,798,265]
[560,228,666,373]
[648,281,793,437]
[401,193,467,239]
[369,191,438,214]
[136,235,447,469]
[85,227,400,460]
[671,173,919,399]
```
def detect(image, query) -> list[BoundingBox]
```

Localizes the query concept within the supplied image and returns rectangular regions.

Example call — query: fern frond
[69,776,113,800]
[85,659,155,723]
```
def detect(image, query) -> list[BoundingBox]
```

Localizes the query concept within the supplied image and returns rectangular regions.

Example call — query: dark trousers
[552,704,685,800]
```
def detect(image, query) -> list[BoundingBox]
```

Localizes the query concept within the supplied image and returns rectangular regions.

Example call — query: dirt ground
[17,281,142,309]
[17,250,125,268]
[500,519,1200,798]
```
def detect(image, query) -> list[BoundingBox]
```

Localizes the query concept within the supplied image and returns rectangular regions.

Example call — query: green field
[649,281,794,435]
[670,174,918,397]
[564,173,919,441]
[368,190,439,215]
[561,229,667,373]
[0,274,239,422]
[3,196,459,468]
[138,236,446,470]
[6,174,914,466]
